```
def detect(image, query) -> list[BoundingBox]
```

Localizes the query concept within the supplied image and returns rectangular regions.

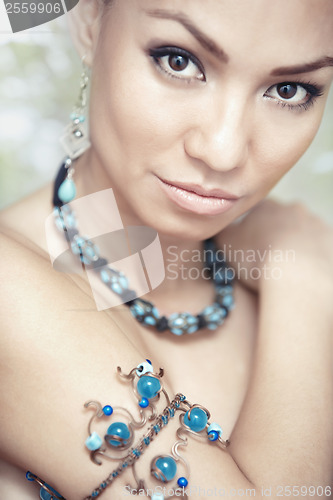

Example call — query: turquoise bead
[58,178,76,203]
[151,493,164,500]
[222,294,234,308]
[184,407,208,432]
[85,431,102,451]
[40,483,63,500]
[137,375,161,399]
[153,456,177,482]
[107,422,130,447]
[207,422,222,435]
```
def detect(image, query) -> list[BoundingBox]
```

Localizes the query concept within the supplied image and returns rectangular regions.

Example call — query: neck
[72,150,217,311]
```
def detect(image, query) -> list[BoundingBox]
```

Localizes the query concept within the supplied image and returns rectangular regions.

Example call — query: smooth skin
[0,0,333,498]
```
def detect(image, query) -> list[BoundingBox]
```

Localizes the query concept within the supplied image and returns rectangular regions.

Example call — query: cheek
[254,108,325,191]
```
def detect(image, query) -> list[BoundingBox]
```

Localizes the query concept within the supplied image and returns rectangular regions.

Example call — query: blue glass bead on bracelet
[26,472,65,500]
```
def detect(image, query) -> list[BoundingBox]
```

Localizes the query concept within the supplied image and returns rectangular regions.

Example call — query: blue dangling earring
[58,55,91,204]
[57,157,76,203]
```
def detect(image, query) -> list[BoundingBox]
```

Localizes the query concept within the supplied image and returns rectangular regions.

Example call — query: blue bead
[26,471,34,481]
[207,422,222,435]
[207,323,218,330]
[119,276,129,290]
[107,422,130,447]
[111,282,122,294]
[152,493,165,500]
[208,430,219,441]
[161,415,168,425]
[85,431,103,451]
[153,424,160,433]
[100,269,110,283]
[40,484,63,500]
[152,307,160,318]
[144,436,150,445]
[58,178,76,203]
[137,375,161,399]
[174,317,184,326]
[91,491,99,498]
[187,315,197,325]
[222,294,234,308]
[171,328,183,336]
[144,316,157,326]
[139,397,149,408]
[184,407,208,432]
[177,476,188,487]
[133,303,145,316]
[153,456,177,482]
[103,405,113,416]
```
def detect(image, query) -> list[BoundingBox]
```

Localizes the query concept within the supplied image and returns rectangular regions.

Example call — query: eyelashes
[264,81,324,111]
[149,45,324,111]
[149,46,205,82]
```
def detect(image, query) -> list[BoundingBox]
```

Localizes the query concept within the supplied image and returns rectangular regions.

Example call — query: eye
[150,46,205,82]
[264,81,323,110]
[136,360,154,377]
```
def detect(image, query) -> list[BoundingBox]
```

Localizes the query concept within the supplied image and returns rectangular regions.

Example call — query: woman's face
[87,0,333,239]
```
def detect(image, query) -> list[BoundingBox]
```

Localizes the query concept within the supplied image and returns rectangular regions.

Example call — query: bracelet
[26,360,229,500]
[26,471,65,500]
[84,360,229,499]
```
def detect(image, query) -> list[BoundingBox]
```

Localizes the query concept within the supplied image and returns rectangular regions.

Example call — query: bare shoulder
[0,227,144,499]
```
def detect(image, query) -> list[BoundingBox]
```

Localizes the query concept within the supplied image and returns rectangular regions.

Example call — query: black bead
[92,257,108,269]
[220,306,229,318]
[53,159,69,207]
[64,228,79,241]
[120,290,137,304]
[197,314,207,329]
[156,316,169,332]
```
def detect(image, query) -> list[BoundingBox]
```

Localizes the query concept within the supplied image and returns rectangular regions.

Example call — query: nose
[184,94,251,172]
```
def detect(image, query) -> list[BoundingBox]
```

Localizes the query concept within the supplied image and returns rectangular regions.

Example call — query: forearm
[229,264,333,490]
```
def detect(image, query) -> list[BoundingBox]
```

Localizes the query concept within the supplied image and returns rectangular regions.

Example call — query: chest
[117,281,258,437]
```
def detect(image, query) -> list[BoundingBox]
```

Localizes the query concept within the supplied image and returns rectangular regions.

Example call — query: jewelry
[26,361,229,500]
[58,57,91,204]
[83,360,229,500]
[26,471,65,500]
[53,188,235,335]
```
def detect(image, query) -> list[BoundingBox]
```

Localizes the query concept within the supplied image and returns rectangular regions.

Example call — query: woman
[1,0,332,498]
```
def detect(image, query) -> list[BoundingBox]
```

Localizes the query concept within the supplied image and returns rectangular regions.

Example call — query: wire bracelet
[83,360,229,499]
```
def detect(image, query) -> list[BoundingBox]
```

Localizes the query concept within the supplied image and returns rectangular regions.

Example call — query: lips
[160,179,239,200]
[155,176,240,216]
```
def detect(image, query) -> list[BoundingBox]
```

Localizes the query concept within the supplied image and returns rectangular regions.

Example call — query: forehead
[133,0,333,64]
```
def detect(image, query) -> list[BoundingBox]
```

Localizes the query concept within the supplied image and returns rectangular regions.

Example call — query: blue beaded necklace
[53,157,235,336]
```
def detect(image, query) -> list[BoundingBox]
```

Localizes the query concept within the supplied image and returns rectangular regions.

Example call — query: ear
[67,0,103,66]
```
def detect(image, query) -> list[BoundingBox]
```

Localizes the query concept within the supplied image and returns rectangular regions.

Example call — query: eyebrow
[145,9,333,76]
[270,57,333,76]
[145,9,228,63]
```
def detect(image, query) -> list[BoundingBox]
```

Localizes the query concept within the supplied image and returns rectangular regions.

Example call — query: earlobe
[67,0,103,66]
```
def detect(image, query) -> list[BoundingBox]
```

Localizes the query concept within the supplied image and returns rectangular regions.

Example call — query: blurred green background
[0,16,332,224]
